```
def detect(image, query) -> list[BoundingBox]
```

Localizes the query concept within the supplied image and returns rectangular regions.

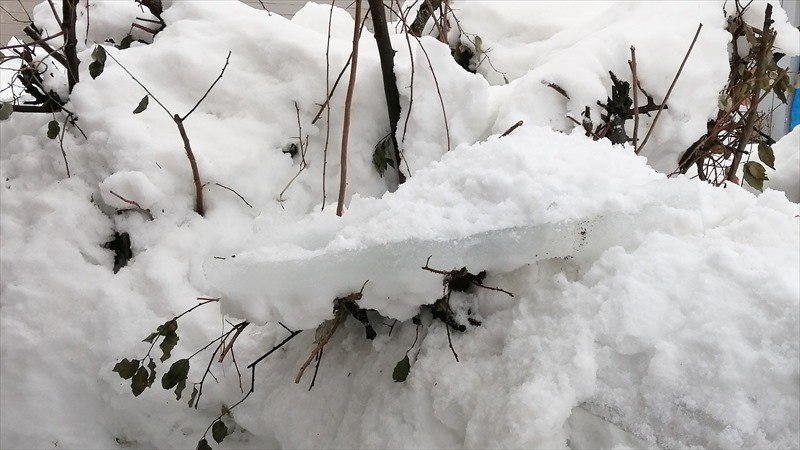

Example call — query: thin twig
[84,0,90,46]
[444,303,459,362]
[218,321,250,363]
[628,46,640,152]
[473,282,514,297]
[308,345,323,391]
[415,37,451,151]
[499,120,523,138]
[336,0,363,217]
[181,51,232,120]
[295,312,344,383]
[247,329,303,369]
[637,23,703,154]
[321,0,335,211]
[58,113,71,178]
[546,82,570,99]
[109,190,145,209]
[174,116,205,216]
[279,102,309,205]
[311,8,372,125]
[21,26,68,68]
[0,30,63,50]
[206,182,253,208]
[105,51,172,116]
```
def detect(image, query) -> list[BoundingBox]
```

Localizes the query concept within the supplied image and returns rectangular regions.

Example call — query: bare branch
[638,23,703,153]
[336,0,363,217]
[181,51,232,120]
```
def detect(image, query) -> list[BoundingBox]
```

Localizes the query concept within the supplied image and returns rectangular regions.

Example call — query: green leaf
[161,358,190,390]
[157,320,178,335]
[196,438,213,450]
[89,60,104,79]
[113,358,140,380]
[131,365,149,396]
[211,420,229,444]
[119,35,134,50]
[773,72,791,104]
[188,385,199,408]
[0,102,13,121]
[743,161,768,191]
[147,359,157,387]
[47,120,60,139]
[142,332,158,344]
[392,355,411,382]
[372,134,395,177]
[133,95,149,114]
[758,142,775,169]
[159,331,179,362]
[92,45,106,64]
[174,377,187,401]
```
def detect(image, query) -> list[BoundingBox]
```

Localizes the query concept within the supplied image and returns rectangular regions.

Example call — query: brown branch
[337,0,363,217]
[58,113,71,178]
[130,22,160,35]
[444,305,458,362]
[109,190,145,209]
[182,51,231,120]
[307,345,324,391]
[368,0,404,184]
[1,29,62,50]
[414,37,451,151]
[207,182,253,208]
[311,8,372,125]
[321,0,335,211]
[46,0,61,25]
[174,116,204,216]
[62,0,79,93]
[628,46,640,152]
[727,5,774,183]
[499,120,523,138]
[280,102,309,205]
[106,51,232,216]
[409,0,443,37]
[295,311,345,384]
[11,102,62,113]
[104,51,172,116]
[218,321,250,363]
[638,23,703,154]
[21,27,68,68]
[546,82,570,99]
[247,328,303,370]
[473,282,514,297]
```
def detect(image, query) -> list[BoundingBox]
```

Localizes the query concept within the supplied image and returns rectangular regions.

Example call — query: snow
[1,1,799,449]
[766,126,800,203]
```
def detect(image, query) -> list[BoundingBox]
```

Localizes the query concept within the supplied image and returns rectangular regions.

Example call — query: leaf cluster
[113,319,190,399]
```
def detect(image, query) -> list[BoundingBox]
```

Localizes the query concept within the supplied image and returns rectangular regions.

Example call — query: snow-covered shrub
[1,1,799,449]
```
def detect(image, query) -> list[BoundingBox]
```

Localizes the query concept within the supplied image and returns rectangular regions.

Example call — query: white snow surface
[1,1,798,449]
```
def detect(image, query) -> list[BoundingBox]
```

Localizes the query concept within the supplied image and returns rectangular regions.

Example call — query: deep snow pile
[1,1,798,449]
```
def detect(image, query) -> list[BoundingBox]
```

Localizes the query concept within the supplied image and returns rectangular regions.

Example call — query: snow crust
[1,1,798,449]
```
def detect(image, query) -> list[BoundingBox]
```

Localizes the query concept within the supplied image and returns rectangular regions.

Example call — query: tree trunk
[367,0,405,184]
[62,0,79,92]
